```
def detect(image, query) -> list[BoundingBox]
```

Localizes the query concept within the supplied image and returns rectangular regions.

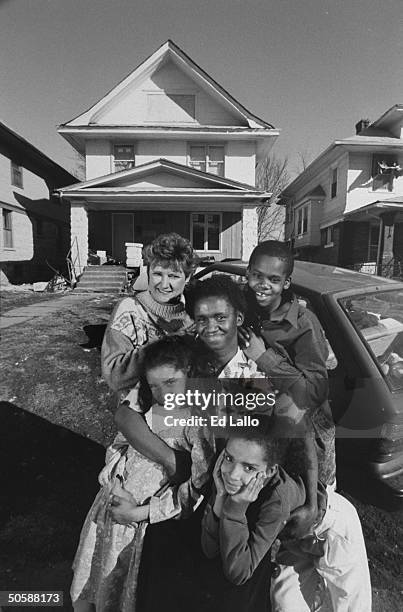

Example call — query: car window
[295,295,338,371]
[339,290,403,392]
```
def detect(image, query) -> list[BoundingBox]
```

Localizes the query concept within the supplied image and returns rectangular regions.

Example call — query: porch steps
[75,266,127,293]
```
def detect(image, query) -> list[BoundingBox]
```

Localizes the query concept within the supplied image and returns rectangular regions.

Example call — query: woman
[102,232,195,394]
[101,232,196,479]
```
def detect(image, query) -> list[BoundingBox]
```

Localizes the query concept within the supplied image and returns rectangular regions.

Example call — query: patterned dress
[71,405,215,612]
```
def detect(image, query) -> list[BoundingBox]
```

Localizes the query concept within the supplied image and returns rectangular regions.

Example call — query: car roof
[194,260,402,295]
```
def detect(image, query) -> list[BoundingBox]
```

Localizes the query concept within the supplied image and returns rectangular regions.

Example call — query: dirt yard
[0,290,402,611]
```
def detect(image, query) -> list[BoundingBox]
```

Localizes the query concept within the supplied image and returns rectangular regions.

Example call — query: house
[56,40,279,277]
[281,105,403,276]
[0,121,77,284]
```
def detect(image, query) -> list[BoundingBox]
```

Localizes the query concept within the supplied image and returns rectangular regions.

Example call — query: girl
[71,336,215,612]
[201,416,371,612]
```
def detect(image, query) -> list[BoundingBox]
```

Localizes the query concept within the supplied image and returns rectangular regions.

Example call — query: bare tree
[256,155,290,240]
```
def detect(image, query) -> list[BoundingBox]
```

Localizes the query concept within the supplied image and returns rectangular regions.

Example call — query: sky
[1,0,402,179]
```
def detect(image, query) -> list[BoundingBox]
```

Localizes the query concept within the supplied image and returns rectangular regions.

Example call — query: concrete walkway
[0,293,98,329]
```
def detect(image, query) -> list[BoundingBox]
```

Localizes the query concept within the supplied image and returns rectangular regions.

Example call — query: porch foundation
[70,202,88,277]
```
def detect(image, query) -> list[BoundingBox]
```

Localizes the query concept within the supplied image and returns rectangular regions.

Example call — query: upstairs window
[113,145,135,172]
[371,154,400,192]
[2,209,13,248]
[189,145,224,176]
[295,205,309,236]
[331,168,338,198]
[191,213,221,251]
[11,161,23,188]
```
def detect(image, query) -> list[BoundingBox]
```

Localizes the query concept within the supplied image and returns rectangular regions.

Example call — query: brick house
[281,105,403,276]
[56,40,279,277]
[0,121,76,284]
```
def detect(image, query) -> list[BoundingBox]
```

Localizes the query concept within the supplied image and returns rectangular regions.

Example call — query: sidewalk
[0,292,97,329]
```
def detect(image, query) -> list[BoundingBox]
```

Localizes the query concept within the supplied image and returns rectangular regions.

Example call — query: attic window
[113,145,135,172]
[371,154,399,192]
[147,93,196,122]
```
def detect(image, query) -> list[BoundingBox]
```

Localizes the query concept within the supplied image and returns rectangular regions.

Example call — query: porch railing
[346,257,403,279]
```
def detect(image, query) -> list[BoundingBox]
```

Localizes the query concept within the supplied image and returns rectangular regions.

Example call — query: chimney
[355,118,370,134]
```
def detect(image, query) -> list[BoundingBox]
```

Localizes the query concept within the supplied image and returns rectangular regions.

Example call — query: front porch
[343,197,403,279]
[59,158,269,277]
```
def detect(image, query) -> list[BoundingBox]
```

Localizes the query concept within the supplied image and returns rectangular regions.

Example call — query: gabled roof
[371,104,403,130]
[0,120,77,187]
[59,40,274,131]
[57,158,264,193]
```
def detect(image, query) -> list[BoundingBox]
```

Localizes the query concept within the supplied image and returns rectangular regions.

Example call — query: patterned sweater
[101,290,193,393]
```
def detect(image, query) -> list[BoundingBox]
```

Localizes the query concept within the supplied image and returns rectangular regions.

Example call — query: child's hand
[110,478,136,503]
[239,327,266,362]
[238,325,251,348]
[109,494,139,525]
[231,472,266,505]
[213,450,227,497]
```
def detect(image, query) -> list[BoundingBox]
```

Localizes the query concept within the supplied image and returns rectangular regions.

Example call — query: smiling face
[148,263,188,304]
[221,438,269,495]
[193,296,243,353]
[145,364,188,406]
[247,255,291,311]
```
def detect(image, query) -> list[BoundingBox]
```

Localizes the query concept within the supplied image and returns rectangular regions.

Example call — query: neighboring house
[281,105,403,276]
[56,40,279,276]
[0,121,76,284]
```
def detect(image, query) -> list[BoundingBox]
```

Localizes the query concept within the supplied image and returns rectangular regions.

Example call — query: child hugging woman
[71,336,216,612]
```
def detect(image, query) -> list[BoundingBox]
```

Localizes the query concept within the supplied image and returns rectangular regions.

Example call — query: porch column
[242,205,258,261]
[70,201,88,278]
[376,212,396,276]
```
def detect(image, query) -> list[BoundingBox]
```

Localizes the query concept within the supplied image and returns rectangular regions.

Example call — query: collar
[135,290,187,319]
[218,347,265,378]
[268,296,299,328]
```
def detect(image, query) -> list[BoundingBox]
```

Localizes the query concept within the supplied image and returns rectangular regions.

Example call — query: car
[193,260,403,505]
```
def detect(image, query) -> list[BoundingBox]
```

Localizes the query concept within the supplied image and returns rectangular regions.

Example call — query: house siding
[346,152,403,214]
[0,152,71,282]
[136,140,187,166]
[86,138,257,186]
[86,140,112,180]
[0,153,49,205]
[225,141,256,186]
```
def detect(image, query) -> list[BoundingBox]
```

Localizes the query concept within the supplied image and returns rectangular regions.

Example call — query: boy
[240,240,336,489]
[186,275,319,537]
[202,417,371,612]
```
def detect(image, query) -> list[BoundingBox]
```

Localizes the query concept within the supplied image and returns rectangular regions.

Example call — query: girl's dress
[71,403,215,612]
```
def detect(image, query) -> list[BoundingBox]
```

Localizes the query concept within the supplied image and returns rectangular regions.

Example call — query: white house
[56,40,279,276]
[281,105,403,276]
[0,121,75,284]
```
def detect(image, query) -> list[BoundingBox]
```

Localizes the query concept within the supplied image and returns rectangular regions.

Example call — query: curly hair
[226,414,288,467]
[185,274,247,317]
[249,240,294,277]
[142,233,196,277]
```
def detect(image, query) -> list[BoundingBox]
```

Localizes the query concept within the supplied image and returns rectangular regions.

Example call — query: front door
[112,213,134,263]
